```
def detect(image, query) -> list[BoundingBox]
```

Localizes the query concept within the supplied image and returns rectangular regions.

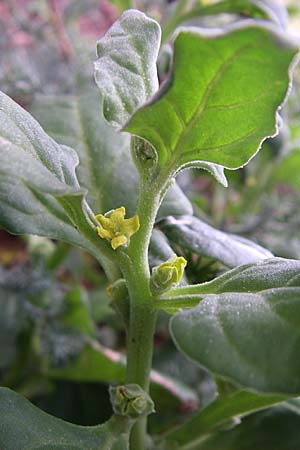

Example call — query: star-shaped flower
[95,207,140,250]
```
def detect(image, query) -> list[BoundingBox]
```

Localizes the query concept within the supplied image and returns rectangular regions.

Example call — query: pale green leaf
[162,215,272,268]
[94,9,161,128]
[126,24,298,175]
[0,387,132,450]
[170,258,300,394]
[0,91,112,266]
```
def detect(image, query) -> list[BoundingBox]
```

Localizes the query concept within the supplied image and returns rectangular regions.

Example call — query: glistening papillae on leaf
[0,91,116,267]
[125,24,298,176]
[0,92,83,239]
[94,9,161,128]
[170,258,300,394]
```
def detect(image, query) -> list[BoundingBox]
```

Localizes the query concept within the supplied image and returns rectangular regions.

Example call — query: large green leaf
[94,9,161,128]
[169,258,300,394]
[0,91,112,265]
[126,24,298,175]
[161,215,272,268]
[160,389,286,449]
[31,93,193,219]
[0,387,133,450]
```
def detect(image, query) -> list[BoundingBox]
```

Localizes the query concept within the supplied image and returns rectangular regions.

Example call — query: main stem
[119,176,164,450]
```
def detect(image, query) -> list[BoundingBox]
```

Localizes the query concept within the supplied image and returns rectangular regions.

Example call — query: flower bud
[150,256,187,294]
[109,384,155,418]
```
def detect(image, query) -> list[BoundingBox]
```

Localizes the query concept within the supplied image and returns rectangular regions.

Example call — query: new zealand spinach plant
[0,2,300,450]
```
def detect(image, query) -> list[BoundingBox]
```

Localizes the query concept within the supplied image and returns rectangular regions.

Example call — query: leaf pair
[95,10,298,186]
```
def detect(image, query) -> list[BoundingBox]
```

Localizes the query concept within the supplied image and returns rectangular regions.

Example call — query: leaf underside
[0,92,90,246]
[161,215,272,268]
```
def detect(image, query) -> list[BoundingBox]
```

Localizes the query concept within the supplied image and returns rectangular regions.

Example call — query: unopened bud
[109,384,155,418]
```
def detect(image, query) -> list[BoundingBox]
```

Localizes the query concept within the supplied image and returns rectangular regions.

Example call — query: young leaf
[161,215,272,268]
[125,24,298,175]
[0,387,133,450]
[31,92,193,219]
[94,9,161,128]
[170,258,300,394]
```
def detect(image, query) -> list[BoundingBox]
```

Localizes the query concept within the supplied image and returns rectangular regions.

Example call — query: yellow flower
[95,207,140,250]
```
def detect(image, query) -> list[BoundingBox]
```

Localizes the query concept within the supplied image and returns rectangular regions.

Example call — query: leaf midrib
[168,43,253,169]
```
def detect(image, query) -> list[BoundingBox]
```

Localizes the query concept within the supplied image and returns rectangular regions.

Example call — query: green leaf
[0,387,133,450]
[94,9,161,128]
[161,215,272,268]
[125,24,298,176]
[30,92,193,219]
[62,287,96,337]
[0,91,112,266]
[194,407,300,450]
[269,148,300,190]
[160,389,286,449]
[161,0,289,43]
[170,258,300,394]
[109,0,132,13]
[187,0,288,28]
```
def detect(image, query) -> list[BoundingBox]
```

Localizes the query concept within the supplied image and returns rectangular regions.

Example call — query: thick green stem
[119,175,165,450]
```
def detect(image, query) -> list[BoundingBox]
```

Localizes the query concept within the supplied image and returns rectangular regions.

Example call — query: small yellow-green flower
[95,207,140,250]
[151,256,187,294]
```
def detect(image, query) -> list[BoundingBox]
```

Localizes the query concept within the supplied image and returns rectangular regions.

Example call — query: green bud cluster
[109,384,155,418]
